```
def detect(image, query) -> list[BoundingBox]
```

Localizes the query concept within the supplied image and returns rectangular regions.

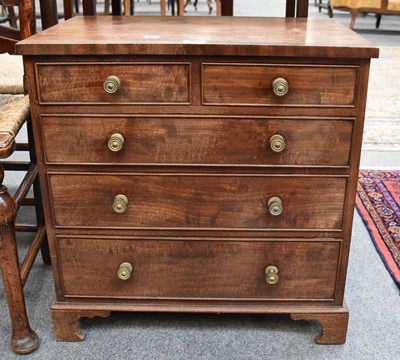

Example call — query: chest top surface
[16,16,378,58]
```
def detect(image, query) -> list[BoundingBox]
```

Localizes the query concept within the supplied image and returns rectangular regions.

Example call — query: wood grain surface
[16,17,379,58]
[18,15,378,344]
[36,62,190,104]
[48,173,347,230]
[202,63,357,106]
[57,237,340,300]
[40,116,353,166]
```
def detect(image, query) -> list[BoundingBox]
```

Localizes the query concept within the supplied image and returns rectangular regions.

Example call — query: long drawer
[35,62,191,104]
[57,237,340,301]
[202,63,358,107]
[41,116,353,166]
[48,173,347,230]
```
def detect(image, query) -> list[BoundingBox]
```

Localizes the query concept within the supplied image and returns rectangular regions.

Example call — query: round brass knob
[272,78,289,97]
[269,134,286,153]
[267,196,283,216]
[103,75,121,94]
[113,194,128,214]
[118,262,133,280]
[108,133,124,152]
[265,265,279,285]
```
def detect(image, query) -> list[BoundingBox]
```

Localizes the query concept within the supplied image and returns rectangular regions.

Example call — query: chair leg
[27,116,50,266]
[0,179,39,354]
[216,0,221,16]
[64,0,74,19]
[350,9,358,29]
[161,0,166,15]
[104,0,110,14]
[32,176,50,265]
[6,6,17,28]
[168,0,175,15]
[111,0,122,15]
[178,0,184,15]
[124,0,131,16]
[375,14,381,28]
[39,0,58,30]
[328,3,333,18]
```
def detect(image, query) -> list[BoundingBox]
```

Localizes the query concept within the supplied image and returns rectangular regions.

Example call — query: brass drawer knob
[267,196,283,216]
[272,77,289,96]
[265,265,279,285]
[108,133,124,152]
[118,262,133,280]
[269,134,285,153]
[113,194,128,214]
[103,75,121,94]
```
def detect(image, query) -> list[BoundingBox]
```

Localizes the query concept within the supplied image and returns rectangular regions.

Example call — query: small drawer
[57,237,340,301]
[49,173,346,231]
[41,116,353,166]
[35,62,191,104]
[202,63,358,107]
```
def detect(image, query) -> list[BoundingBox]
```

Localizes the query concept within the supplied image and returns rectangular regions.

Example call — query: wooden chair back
[0,0,35,54]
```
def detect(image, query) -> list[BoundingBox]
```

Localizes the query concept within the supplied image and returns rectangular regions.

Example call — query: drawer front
[57,237,340,300]
[202,64,358,106]
[41,116,352,166]
[36,62,190,104]
[49,173,346,230]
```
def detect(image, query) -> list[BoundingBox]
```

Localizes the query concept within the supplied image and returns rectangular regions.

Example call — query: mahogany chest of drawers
[17,16,378,344]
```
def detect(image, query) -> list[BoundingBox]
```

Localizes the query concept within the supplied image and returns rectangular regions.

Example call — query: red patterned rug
[356,170,400,286]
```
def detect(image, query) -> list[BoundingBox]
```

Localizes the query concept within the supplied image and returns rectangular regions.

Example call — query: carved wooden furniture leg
[0,178,39,354]
[52,309,111,341]
[291,307,349,344]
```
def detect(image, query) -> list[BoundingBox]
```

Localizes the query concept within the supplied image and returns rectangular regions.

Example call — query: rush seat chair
[0,0,49,354]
